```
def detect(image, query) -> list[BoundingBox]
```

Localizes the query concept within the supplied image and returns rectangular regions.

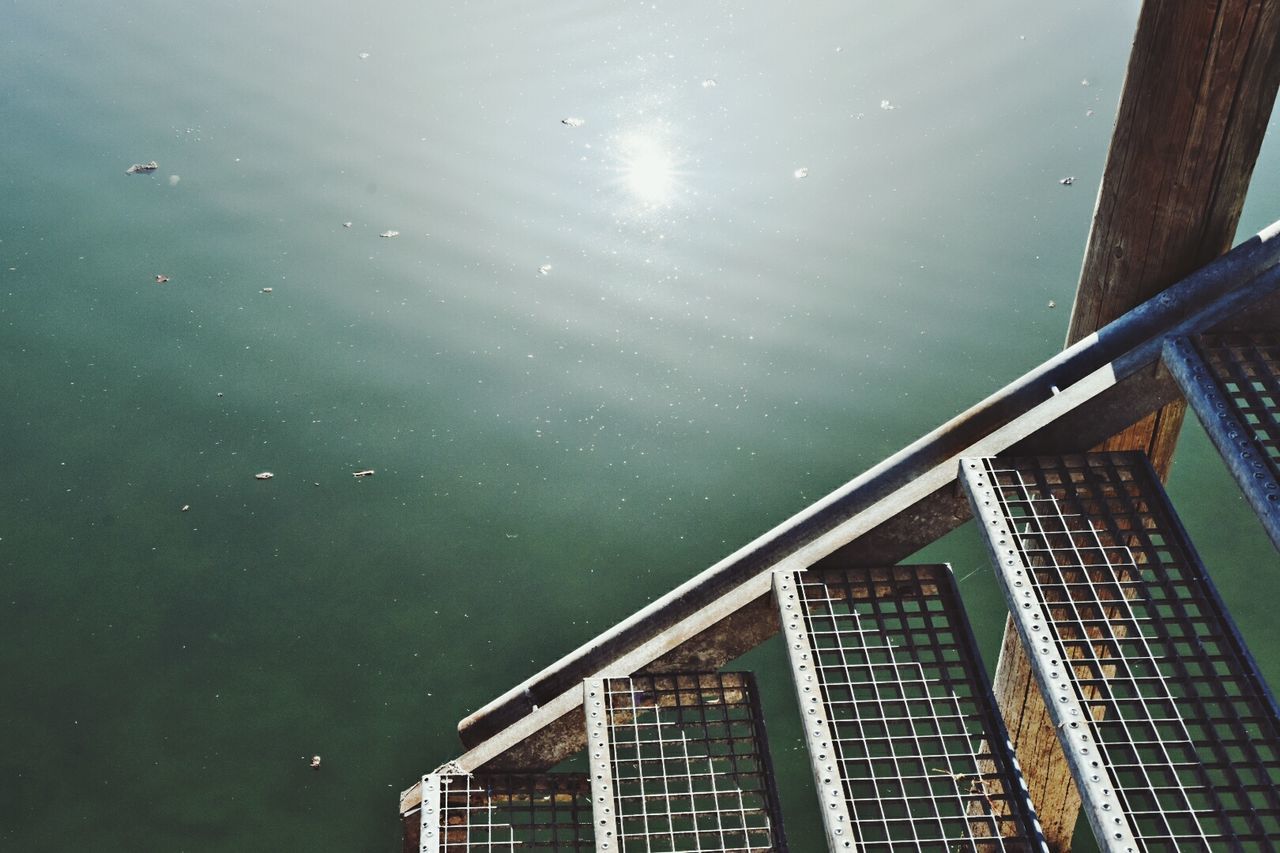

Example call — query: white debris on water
[261,287,273,293]
[255,471,274,480]
[701,79,717,88]
[1059,176,1074,186]
[154,274,170,284]
[126,161,158,174]
[358,52,370,60]
[793,167,809,179]
[379,230,400,238]
[342,221,353,228]
[561,117,585,127]
[1048,300,1057,309]
[880,99,896,110]
[181,504,191,512]
[352,469,375,478]
[538,263,552,275]
[1081,78,1091,87]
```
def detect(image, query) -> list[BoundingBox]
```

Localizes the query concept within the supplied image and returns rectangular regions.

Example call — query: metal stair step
[417,771,595,851]
[584,671,787,852]
[774,564,1047,852]
[1164,332,1280,550]
[961,452,1280,851]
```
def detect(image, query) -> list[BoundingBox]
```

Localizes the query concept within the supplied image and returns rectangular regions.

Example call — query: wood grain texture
[1068,0,1280,347]
[991,618,1083,848]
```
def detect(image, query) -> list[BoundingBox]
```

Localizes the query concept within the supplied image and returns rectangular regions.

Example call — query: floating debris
[701,78,717,88]
[1081,78,1091,87]
[1048,299,1057,309]
[342,221,353,228]
[254,471,274,480]
[154,274,170,284]
[879,99,896,111]
[561,117,585,128]
[379,230,400,238]
[261,287,273,293]
[1059,176,1075,186]
[126,161,158,175]
[310,755,322,769]
[216,392,224,398]
[358,51,370,60]
[793,167,809,179]
[352,469,376,478]
[538,263,552,275]
[181,504,191,512]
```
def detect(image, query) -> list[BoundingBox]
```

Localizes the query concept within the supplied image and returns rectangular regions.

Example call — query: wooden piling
[996,2,1280,849]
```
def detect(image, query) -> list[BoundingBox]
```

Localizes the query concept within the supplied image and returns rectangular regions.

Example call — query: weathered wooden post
[995,1,1280,848]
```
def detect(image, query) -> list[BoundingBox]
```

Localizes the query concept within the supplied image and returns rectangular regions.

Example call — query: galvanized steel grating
[418,772,594,851]
[584,671,786,852]
[1163,333,1280,549]
[774,565,1047,852]
[961,452,1280,852]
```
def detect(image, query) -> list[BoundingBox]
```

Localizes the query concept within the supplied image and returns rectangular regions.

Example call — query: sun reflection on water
[615,126,683,207]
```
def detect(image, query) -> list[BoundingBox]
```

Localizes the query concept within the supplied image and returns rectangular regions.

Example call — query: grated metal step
[961,452,1280,852]
[417,772,595,851]
[1163,333,1280,550]
[584,671,787,852]
[774,564,1047,852]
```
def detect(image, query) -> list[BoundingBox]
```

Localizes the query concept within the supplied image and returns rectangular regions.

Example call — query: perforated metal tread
[1164,333,1280,549]
[774,564,1047,852]
[961,452,1280,852]
[418,772,594,851]
[584,671,787,852]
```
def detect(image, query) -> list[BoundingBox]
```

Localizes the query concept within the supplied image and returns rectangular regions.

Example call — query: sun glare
[617,130,679,206]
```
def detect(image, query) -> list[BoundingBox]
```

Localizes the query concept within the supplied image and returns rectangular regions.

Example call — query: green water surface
[2,2,1278,850]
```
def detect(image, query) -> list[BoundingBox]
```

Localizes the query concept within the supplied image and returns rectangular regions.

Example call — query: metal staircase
[402,242,1280,850]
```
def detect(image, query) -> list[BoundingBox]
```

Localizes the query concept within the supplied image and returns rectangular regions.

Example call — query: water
[2,1,1278,850]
